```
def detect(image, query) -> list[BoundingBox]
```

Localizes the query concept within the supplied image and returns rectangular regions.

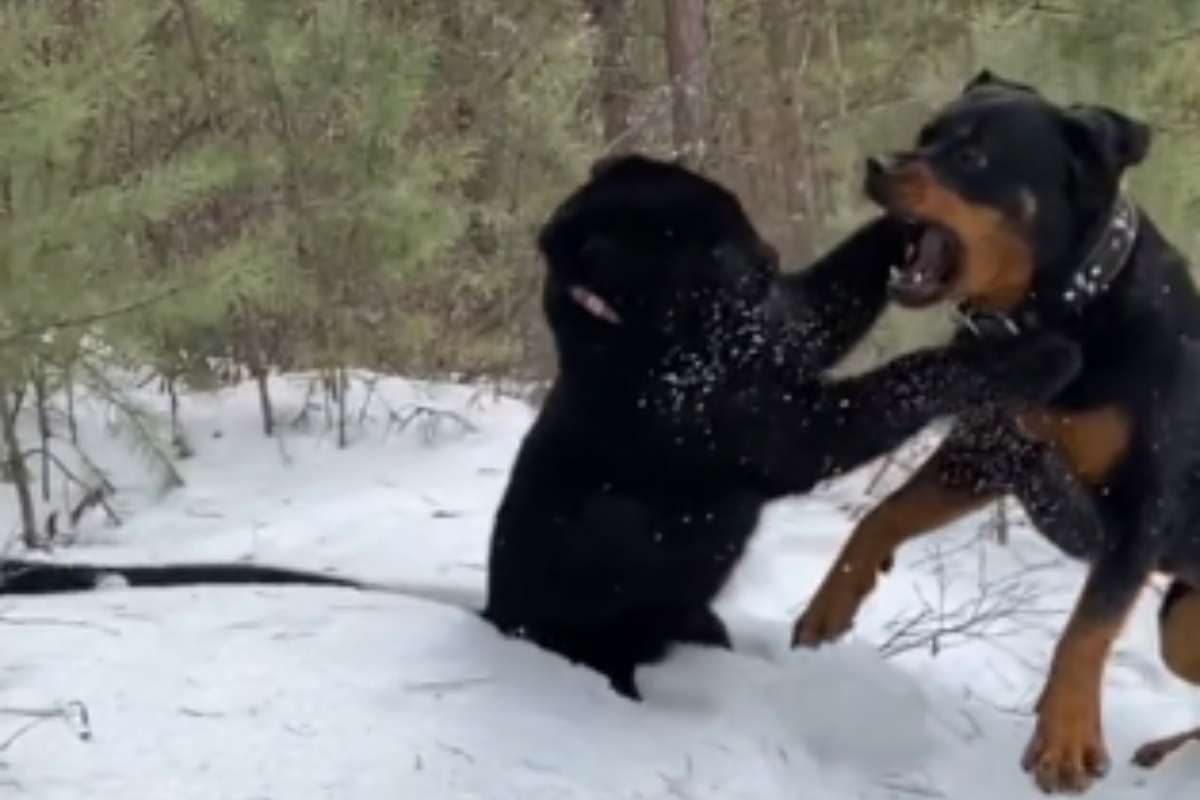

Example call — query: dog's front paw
[1021,680,1109,794]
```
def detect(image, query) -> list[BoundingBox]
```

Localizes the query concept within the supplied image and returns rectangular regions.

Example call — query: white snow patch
[1,374,1197,798]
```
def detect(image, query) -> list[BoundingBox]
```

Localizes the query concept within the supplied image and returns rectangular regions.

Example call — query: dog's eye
[956,146,988,170]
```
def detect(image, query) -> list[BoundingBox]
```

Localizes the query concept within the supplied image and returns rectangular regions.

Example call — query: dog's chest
[1016,406,1132,484]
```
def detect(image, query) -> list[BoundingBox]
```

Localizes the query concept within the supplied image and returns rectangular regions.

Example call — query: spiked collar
[955,195,1139,339]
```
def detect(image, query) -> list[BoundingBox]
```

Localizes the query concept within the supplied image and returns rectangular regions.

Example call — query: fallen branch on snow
[0,701,92,752]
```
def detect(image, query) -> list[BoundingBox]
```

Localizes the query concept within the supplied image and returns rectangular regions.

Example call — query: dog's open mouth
[568,285,622,325]
[889,222,961,307]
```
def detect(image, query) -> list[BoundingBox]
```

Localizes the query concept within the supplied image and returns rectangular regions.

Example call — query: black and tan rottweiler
[792,71,1200,792]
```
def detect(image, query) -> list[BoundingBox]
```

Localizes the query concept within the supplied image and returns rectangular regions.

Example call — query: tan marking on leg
[792,455,992,647]
[1021,583,1136,792]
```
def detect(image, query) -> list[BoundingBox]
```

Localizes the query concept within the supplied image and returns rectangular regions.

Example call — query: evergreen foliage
[1,0,1197,543]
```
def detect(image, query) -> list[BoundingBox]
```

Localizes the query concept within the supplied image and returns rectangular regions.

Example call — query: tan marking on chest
[1016,406,1132,483]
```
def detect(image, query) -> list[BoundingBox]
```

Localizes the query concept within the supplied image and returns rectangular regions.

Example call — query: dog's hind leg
[1158,579,1200,684]
[1134,580,1200,768]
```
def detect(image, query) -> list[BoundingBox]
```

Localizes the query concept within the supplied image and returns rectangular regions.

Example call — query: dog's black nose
[863,155,898,205]
[867,153,906,176]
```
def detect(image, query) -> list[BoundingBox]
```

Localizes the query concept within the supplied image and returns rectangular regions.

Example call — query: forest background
[2,0,1197,544]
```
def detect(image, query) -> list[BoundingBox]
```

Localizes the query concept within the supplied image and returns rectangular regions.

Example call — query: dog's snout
[864,152,911,207]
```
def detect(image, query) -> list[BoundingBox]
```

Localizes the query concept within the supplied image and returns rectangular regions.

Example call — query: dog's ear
[589,155,618,178]
[964,69,996,93]
[590,153,639,179]
[963,69,1039,96]
[1061,104,1152,178]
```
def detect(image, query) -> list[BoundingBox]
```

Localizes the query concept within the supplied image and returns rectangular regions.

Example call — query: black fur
[871,73,1200,602]
[858,72,1200,790]
[482,154,1080,698]
[1,559,362,593]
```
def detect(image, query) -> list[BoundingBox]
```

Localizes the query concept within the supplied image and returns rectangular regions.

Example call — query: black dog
[793,71,1200,792]
[483,153,1079,699]
[0,155,1076,705]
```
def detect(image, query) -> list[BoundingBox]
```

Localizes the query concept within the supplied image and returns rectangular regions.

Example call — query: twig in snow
[878,535,1067,660]
[386,404,478,443]
[0,717,47,753]
[0,701,92,751]
[289,379,320,430]
[0,615,122,637]
[658,756,696,799]
[403,676,491,694]
[71,486,116,528]
[20,447,120,527]
[356,375,380,426]
[435,742,475,763]
[877,775,947,798]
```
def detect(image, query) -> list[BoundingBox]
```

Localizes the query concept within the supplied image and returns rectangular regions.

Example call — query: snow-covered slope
[2,376,1196,798]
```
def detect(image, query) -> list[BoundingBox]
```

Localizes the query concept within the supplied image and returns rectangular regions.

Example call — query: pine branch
[78,361,184,493]
[0,286,184,349]
[19,446,121,526]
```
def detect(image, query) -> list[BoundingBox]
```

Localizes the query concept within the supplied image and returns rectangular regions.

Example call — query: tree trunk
[585,0,639,151]
[336,366,348,449]
[238,303,275,438]
[760,0,815,262]
[662,0,710,167]
[0,381,38,549]
[255,367,274,438]
[168,375,180,440]
[65,364,79,446]
[33,363,51,502]
[167,374,196,458]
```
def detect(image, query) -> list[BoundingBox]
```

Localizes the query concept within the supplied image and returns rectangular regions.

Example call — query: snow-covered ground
[2,375,1197,799]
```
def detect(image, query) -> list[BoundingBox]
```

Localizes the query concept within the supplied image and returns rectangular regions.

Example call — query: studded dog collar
[1060,194,1139,308]
[956,195,1140,339]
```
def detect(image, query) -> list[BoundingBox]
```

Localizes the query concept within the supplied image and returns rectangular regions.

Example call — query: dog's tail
[0,559,484,612]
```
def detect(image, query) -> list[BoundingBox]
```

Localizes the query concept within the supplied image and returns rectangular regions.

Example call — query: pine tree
[0,2,241,543]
